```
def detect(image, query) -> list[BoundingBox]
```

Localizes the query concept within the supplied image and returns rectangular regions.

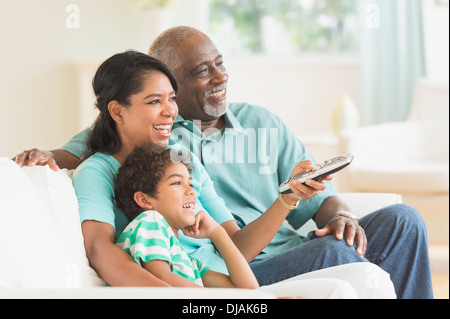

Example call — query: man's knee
[378,204,428,234]
[310,235,366,266]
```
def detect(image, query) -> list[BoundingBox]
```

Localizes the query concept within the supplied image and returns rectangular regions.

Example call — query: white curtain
[359,0,426,125]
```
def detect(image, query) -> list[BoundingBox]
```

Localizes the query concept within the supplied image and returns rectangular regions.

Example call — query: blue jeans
[250,204,434,299]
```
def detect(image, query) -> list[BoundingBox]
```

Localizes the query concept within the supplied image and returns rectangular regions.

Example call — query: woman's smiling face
[118,70,178,149]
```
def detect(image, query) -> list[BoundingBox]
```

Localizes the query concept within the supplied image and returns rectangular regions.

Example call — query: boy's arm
[210,226,259,289]
[184,211,259,289]
[142,260,202,288]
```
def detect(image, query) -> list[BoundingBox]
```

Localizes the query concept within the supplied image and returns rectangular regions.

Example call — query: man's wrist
[332,210,358,221]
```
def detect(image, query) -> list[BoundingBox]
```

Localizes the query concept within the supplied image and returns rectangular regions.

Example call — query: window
[209,0,359,55]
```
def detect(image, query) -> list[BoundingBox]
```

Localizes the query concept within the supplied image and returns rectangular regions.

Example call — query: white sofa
[0,157,402,299]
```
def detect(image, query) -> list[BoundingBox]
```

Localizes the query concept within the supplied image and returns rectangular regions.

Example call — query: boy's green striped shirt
[116,210,209,285]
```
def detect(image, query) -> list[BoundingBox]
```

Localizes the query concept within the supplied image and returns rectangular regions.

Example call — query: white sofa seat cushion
[0,158,104,288]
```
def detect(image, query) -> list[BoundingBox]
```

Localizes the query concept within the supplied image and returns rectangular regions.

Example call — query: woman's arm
[13,148,80,171]
[13,128,91,170]
[82,220,170,287]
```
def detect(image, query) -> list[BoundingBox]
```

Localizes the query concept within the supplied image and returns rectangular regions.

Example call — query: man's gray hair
[148,26,204,71]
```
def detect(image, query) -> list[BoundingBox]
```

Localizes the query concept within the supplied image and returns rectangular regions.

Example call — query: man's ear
[108,100,125,124]
[134,191,154,210]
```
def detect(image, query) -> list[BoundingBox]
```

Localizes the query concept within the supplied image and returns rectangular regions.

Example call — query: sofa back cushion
[408,79,449,162]
[0,158,104,288]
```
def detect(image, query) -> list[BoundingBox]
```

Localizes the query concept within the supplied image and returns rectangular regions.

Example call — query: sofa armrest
[338,193,403,218]
[0,287,275,299]
[295,193,403,236]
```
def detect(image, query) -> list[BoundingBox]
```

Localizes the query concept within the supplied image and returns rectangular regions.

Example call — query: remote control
[279,153,354,195]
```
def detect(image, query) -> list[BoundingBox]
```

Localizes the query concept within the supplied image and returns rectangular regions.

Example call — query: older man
[15,26,432,298]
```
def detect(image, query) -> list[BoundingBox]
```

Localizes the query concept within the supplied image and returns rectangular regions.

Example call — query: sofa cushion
[348,160,449,194]
[409,79,449,163]
[0,158,104,288]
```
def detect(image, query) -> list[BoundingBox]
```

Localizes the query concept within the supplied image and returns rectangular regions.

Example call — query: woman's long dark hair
[82,50,178,161]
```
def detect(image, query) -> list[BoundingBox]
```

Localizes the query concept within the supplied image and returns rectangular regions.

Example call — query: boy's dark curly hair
[114,145,192,221]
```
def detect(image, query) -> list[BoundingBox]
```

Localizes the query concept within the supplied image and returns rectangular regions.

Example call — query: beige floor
[432,273,449,299]
[430,245,449,299]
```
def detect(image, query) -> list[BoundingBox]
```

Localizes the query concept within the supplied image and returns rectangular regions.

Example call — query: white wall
[1,0,447,158]
[0,0,211,158]
[0,0,156,157]
[225,56,360,137]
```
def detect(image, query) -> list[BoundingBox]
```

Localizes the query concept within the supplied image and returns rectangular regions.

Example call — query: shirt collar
[223,107,245,132]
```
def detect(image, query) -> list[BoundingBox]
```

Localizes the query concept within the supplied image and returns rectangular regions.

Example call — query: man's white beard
[203,102,228,117]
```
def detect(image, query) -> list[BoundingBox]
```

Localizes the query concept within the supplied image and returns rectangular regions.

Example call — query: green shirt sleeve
[119,213,173,266]
[71,154,117,230]
[274,114,339,230]
[59,127,91,158]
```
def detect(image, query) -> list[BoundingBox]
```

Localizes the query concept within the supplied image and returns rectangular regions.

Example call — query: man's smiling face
[172,32,229,123]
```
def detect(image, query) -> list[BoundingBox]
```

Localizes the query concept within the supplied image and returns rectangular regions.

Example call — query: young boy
[114,145,394,298]
[114,144,259,289]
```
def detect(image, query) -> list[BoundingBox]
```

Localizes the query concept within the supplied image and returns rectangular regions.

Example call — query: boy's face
[146,162,196,231]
